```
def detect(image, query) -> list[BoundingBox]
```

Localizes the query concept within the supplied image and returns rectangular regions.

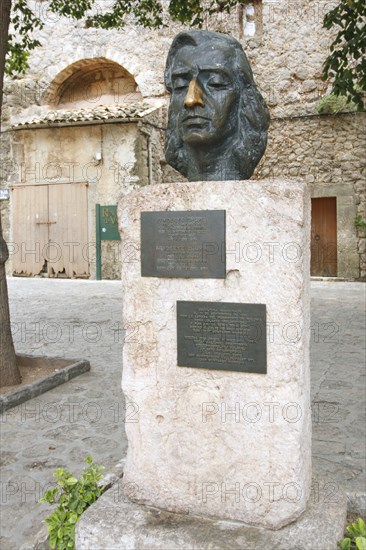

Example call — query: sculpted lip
[182,115,211,122]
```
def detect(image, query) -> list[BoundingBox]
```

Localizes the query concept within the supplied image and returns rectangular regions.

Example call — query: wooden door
[11,183,89,278]
[311,197,337,276]
[12,185,49,276]
[48,183,89,277]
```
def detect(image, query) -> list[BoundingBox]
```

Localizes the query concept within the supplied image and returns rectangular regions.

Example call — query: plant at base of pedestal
[39,456,105,550]
[338,518,366,550]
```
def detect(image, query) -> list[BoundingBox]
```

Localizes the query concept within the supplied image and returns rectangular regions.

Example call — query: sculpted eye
[173,78,189,91]
[207,79,229,89]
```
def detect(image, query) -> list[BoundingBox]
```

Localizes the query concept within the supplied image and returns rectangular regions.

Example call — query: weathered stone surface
[0,279,126,550]
[0,355,90,413]
[257,114,365,279]
[76,478,347,550]
[118,179,311,529]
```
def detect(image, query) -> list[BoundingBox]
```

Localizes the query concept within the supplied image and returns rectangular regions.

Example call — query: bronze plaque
[141,210,226,278]
[177,301,266,374]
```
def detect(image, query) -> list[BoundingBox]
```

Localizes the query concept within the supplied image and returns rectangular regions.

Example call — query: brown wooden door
[12,183,89,278]
[311,197,337,276]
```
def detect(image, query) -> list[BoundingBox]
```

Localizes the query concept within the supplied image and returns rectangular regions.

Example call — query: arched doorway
[11,58,149,279]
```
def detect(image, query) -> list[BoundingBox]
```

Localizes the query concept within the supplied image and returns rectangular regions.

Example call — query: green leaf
[66,477,78,486]
[39,457,104,550]
[322,0,366,110]
[68,512,78,524]
[357,519,366,536]
[49,534,58,549]
[339,538,351,550]
[48,0,92,20]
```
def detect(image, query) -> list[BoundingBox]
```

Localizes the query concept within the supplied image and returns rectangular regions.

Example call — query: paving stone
[1,279,125,550]
[0,278,365,549]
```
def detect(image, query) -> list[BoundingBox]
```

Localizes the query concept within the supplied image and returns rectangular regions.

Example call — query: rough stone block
[118,179,311,529]
[76,478,347,550]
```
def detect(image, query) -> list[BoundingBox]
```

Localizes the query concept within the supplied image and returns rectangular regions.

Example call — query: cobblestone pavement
[310,281,366,511]
[0,278,365,549]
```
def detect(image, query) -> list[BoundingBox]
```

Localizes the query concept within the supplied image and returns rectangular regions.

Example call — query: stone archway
[43,57,142,108]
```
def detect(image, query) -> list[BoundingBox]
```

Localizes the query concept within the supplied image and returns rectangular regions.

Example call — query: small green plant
[316,93,357,114]
[39,456,104,550]
[354,215,366,230]
[338,517,366,550]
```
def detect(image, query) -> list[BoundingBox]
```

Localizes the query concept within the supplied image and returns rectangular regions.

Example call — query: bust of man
[164,30,270,182]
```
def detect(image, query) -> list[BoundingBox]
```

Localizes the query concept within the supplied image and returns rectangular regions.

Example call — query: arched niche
[44,58,142,108]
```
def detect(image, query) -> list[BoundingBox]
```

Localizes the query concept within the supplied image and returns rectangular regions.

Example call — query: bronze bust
[164,30,270,181]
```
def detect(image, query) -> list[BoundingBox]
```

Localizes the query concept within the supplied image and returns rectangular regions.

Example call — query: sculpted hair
[164,30,270,179]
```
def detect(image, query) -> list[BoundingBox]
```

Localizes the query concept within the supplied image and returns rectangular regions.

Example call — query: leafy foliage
[86,0,165,30]
[5,0,247,75]
[338,518,366,550]
[6,0,43,75]
[322,0,366,111]
[39,456,104,550]
[167,0,246,28]
[85,0,247,30]
[48,0,92,20]
[316,92,357,114]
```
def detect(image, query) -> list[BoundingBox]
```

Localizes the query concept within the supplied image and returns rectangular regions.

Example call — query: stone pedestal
[119,179,311,529]
[76,478,347,550]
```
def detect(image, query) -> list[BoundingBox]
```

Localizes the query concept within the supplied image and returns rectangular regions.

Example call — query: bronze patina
[165,30,270,182]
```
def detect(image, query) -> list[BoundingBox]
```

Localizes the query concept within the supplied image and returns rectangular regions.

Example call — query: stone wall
[256,112,366,278]
[1,0,364,278]
[158,111,366,279]
[2,1,338,121]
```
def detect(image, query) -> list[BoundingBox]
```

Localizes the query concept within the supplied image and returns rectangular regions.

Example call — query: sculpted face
[165,31,270,181]
[170,44,239,146]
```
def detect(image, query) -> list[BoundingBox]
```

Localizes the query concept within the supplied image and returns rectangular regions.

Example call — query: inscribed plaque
[177,301,266,373]
[141,210,226,278]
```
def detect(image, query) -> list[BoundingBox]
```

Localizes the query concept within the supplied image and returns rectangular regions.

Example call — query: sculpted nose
[184,79,205,107]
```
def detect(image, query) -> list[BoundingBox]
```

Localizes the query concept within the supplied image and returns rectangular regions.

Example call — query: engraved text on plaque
[177,301,266,373]
[141,210,226,278]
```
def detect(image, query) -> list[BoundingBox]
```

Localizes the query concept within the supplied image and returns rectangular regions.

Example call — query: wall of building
[1,0,365,278]
[8,122,142,279]
[255,112,365,278]
[3,1,337,120]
